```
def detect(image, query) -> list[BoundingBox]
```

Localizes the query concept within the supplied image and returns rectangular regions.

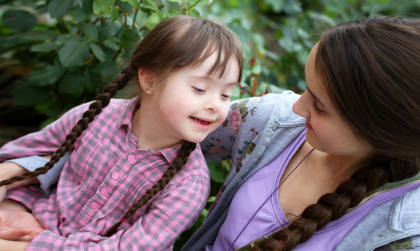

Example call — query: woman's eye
[193,87,205,93]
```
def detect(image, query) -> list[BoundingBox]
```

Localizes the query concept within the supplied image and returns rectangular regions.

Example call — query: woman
[2,16,420,250]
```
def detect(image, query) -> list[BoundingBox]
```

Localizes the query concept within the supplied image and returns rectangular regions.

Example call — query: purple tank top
[206,131,420,251]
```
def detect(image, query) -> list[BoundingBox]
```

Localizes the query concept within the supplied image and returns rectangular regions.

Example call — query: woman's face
[293,43,372,157]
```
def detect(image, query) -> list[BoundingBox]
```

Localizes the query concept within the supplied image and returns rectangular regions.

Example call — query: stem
[132,0,143,29]
[187,0,202,11]
[118,0,127,29]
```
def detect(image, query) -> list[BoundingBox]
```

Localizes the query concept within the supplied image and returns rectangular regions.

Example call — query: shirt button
[100,188,108,196]
[112,172,120,180]
[128,155,135,162]
[91,202,99,210]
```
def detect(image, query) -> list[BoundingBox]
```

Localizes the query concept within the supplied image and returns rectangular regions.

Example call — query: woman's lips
[306,121,313,131]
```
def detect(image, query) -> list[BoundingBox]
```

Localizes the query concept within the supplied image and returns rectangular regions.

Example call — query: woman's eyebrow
[306,86,327,108]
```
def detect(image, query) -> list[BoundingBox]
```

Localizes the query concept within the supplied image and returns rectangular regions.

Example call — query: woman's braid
[105,140,197,237]
[250,156,419,251]
[0,67,135,187]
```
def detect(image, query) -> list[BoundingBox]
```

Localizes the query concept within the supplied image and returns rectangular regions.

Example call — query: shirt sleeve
[200,94,278,163]
[5,152,71,196]
[26,177,209,251]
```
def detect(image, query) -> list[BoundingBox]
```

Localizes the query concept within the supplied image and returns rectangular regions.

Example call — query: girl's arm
[24,176,209,251]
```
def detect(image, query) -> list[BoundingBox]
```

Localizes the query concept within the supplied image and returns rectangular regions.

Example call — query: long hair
[252,16,420,251]
[0,15,243,236]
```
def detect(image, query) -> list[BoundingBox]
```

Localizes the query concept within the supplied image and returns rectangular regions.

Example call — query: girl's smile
[132,52,240,151]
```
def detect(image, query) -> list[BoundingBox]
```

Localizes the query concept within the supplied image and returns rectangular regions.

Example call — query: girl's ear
[138,68,154,94]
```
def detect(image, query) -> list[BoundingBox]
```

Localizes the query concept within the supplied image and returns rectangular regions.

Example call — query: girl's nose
[205,95,220,113]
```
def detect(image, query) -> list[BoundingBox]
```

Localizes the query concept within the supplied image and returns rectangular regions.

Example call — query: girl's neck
[131,99,182,151]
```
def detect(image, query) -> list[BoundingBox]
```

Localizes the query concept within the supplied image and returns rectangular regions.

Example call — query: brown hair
[0,15,243,236]
[252,16,420,251]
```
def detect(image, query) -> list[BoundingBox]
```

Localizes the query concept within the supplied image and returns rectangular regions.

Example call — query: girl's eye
[222,94,231,99]
[313,101,324,114]
[193,87,205,93]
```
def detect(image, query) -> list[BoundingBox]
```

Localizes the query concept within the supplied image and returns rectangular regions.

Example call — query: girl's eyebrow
[306,87,327,108]
[189,75,238,86]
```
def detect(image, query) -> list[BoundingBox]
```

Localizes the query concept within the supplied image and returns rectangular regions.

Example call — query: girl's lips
[306,121,313,131]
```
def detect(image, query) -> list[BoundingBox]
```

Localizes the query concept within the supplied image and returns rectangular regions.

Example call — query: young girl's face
[293,43,372,157]
[147,52,240,144]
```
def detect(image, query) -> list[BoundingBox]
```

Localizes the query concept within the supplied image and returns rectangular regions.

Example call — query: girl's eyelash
[313,101,324,114]
[193,87,205,93]
[193,87,231,99]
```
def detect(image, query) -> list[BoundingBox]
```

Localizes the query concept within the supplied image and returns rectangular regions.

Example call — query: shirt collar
[157,141,185,164]
[116,97,140,129]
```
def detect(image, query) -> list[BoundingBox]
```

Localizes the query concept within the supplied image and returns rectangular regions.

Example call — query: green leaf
[48,0,74,18]
[89,43,106,62]
[102,0,116,16]
[207,162,226,183]
[59,71,85,97]
[119,29,140,48]
[188,9,200,18]
[111,7,119,22]
[17,30,56,41]
[2,9,36,32]
[35,100,63,117]
[39,117,57,129]
[81,23,98,40]
[12,84,50,106]
[127,0,140,8]
[30,41,60,53]
[58,37,90,67]
[166,10,180,18]
[188,0,208,7]
[82,65,100,92]
[145,13,161,30]
[98,20,123,41]
[70,6,86,22]
[264,0,284,13]
[93,60,119,76]
[27,64,66,86]
[251,59,261,75]
[102,39,119,51]
[82,0,94,14]
[93,0,108,14]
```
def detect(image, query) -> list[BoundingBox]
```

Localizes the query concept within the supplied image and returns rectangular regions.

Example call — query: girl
[0,15,243,250]
[6,16,420,251]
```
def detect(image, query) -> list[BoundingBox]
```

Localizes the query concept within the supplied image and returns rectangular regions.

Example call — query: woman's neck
[130,99,182,151]
[304,143,371,185]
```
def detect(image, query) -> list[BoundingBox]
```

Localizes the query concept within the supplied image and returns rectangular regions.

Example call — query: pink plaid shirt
[0,98,210,250]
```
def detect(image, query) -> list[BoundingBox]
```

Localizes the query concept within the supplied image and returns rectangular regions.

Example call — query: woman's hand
[0,239,30,251]
[0,208,45,241]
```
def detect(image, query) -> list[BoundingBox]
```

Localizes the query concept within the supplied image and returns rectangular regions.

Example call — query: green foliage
[1,0,420,249]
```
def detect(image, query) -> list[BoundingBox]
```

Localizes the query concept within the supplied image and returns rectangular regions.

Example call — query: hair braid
[250,155,419,251]
[105,140,197,237]
[0,67,135,187]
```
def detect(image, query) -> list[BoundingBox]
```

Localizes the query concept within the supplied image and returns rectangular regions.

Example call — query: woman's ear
[138,68,154,94]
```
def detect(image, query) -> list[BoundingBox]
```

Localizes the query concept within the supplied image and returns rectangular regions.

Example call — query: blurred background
[0,0,419,249]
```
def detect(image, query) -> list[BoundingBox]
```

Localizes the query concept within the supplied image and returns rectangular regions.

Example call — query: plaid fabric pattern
[0,98,210,251]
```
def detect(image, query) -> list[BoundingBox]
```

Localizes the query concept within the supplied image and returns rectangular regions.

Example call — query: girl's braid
[251,156,419,251]
[0,67,135,187]
[105,140,197,237]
